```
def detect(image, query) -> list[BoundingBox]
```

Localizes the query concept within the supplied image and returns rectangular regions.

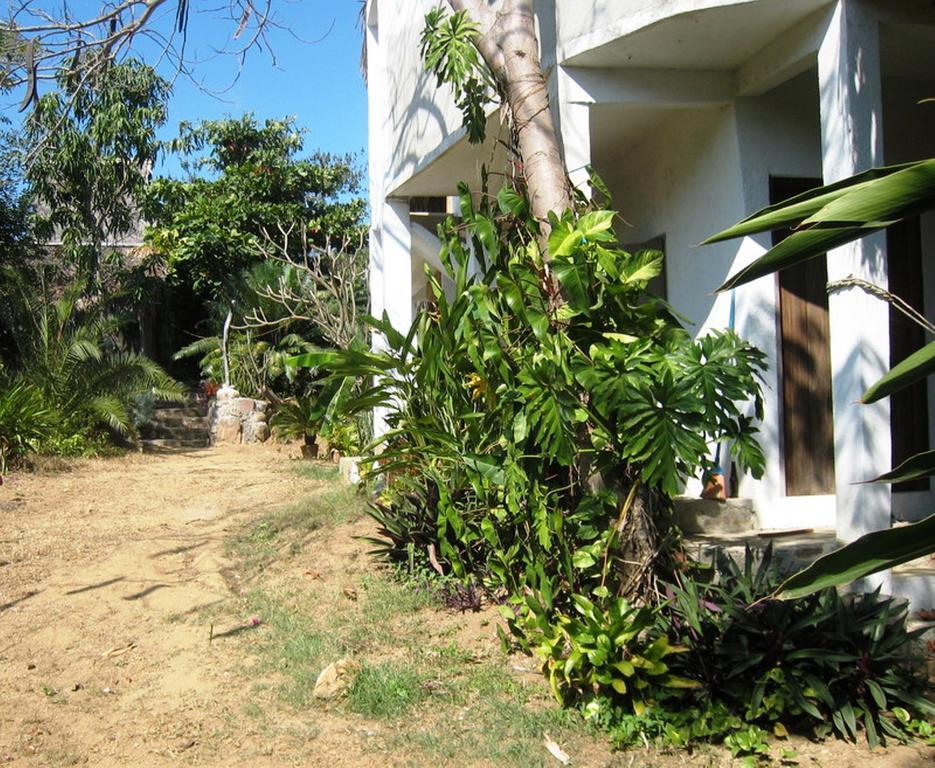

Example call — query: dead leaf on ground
[544,733,571,765]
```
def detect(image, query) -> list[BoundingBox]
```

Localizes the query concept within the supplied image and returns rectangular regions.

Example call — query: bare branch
[236,224,368,350]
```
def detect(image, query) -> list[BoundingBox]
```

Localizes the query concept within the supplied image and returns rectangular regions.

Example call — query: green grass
[346,662,428,718]
[227,475,609,767]
[228,483,366,574]
[291,461,341,481]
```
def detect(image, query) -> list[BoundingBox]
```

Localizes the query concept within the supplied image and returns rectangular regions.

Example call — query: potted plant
[270,395,326,458]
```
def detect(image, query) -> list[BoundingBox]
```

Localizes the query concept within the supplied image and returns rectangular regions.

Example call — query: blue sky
[151,1,368,177]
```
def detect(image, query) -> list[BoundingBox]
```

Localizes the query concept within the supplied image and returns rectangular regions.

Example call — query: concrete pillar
[382,199,414,333]
[818,1,891,576]
[556,67,592,196]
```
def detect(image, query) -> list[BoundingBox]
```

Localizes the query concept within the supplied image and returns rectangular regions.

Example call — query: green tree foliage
[0,267,184,449]
[24,58,170,281]
[145,114,365,301]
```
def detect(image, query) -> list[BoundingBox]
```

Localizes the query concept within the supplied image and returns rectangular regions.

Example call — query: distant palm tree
[1,267,185,440]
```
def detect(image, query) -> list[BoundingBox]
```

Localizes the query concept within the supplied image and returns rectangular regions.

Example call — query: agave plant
[0,267,185,441]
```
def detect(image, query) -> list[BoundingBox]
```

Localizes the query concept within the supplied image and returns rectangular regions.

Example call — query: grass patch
[228,484,366,574]
[227,476,609,766]
[291,461,341,481]
[346,661,428,718]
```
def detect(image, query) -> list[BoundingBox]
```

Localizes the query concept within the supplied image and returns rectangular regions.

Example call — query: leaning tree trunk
[447,0,572,226]
[449,0,672,605]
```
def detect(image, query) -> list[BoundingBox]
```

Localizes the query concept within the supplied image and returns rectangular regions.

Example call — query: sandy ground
[1,446,933,768]
[0,445,347,766]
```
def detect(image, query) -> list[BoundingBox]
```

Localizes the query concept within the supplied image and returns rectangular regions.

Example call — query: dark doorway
[887,217,930,492]
[771,177,836,496]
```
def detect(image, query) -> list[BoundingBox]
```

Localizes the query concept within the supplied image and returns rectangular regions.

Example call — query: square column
[555,67,592,196]
[382,198,414,334]
[818,2,891,556]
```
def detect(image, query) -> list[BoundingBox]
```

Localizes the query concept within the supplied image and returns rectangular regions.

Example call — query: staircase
[140,401,211,452]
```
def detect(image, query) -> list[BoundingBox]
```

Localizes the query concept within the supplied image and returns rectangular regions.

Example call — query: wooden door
[771,177,836,496]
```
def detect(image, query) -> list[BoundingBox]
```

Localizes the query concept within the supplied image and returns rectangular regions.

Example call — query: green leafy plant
[0,267,184,447]
[664,546,935,747]
[175,330,314,401]
[504,589,697,712]
[270,377,353,446]
[0,378,56,473]
[145,114,365,302]
[295,183,766,605]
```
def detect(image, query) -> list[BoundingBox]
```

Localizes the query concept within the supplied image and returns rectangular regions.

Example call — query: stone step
[152,406,205,419]
[141,424,211,440]
[684,528,840,573]
[673,496,758,535]
[140,438,209,453]
[149,411,208,427]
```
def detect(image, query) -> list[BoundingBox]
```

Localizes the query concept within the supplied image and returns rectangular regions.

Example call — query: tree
[24,57,169,283]
[423,1,571,229]
[144,114,365,302]
[1,1,280,113]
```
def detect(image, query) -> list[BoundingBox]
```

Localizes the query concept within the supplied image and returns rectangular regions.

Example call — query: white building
[365,0,935,606]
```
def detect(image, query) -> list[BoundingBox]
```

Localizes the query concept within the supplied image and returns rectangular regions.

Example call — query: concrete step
[673,496,758,535]
[684,528,840,573]
[892,562,935,613]
[140,438,209,453]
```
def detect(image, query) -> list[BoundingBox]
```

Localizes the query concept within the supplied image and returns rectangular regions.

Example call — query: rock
[232,398,255,417]
[253,423,270,442]
[216,385,239,401]
[215,418,242,444]
[255,400,269,414]
[312,658,359,700]
[339,456,361,485]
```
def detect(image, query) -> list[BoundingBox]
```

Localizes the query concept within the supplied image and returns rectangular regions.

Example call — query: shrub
[0,378,56,473]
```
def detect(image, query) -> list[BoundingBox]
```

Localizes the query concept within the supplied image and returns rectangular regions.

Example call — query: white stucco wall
[371,0,467,196]
[593,70,839,530]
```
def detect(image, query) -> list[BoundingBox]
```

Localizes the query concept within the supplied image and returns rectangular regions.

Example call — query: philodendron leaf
[776,513,935,600]
[865,449,935,484]
[862,341,935,403]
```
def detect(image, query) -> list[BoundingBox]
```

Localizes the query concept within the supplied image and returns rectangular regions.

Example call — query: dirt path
[0,446,341,766]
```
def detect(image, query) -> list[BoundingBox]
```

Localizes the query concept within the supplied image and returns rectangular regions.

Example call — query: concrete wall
[369,0,466,196]
[593,70,835,529]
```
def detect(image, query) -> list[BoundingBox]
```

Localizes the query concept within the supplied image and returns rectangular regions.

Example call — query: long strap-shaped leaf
[776,513,935,600]
[862,340,935,403]
[703,162,920,244]
[865,449,935,485]
[709,159,935,291]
